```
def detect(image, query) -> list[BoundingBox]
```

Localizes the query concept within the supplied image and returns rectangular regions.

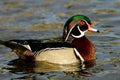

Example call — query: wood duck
[0,15,99,64]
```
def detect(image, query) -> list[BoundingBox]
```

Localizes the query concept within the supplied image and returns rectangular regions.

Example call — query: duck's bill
[88,24,100,33]
[88,27,100,32]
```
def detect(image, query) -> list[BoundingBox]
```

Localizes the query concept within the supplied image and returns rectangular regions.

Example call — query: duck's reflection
[6,59,96,73]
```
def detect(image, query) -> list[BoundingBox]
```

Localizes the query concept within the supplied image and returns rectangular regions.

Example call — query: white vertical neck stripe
[23,45,32,51]
[74,48,84,62]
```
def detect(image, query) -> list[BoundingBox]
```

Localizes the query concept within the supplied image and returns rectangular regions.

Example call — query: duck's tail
[0,40,35,61]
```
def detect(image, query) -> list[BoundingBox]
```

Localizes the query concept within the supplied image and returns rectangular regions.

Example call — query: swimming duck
[0,15,99,64]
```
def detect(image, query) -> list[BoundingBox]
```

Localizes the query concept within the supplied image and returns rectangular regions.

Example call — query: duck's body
[0,15,99,65]
[0,35,95,64]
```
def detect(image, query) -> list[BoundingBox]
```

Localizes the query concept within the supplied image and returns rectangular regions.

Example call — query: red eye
[80,21,85,25]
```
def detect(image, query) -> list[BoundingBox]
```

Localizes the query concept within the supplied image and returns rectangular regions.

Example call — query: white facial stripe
[65,26,75,42]
[81,19,89,25]
[71,25,86,38]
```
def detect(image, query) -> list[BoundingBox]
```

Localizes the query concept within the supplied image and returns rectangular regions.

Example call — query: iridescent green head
[64,15,91,26]
[63,15,99,41]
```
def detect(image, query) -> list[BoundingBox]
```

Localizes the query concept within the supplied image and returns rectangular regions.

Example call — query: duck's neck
[71,36,96,61]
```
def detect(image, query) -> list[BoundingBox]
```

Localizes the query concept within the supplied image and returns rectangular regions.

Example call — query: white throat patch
[71,25,87,38]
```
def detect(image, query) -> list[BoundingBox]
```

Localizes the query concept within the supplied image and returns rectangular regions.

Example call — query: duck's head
[63,15,99,41]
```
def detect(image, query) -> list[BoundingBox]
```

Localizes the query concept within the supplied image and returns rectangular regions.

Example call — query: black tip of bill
[97,30,100,33]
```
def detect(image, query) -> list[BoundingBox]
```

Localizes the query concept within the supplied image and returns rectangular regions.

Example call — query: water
[0,0,120,80]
